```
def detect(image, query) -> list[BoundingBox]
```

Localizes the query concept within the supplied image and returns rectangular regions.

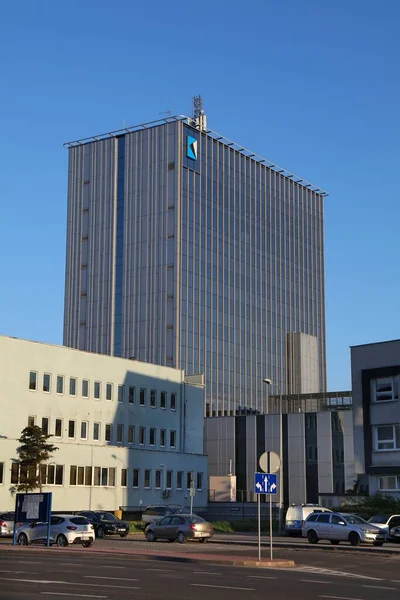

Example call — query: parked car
[76,510,129,538]
[0,512,17,538]
[16,514,94,547]
[389,524,400,542]
[302,511,385,546]
[145,514,213,543]
[285,504,332,536]
[140,505,186,529]
[368,514,400,538]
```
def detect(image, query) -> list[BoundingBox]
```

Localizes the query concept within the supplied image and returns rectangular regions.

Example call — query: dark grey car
[145,514,213,543]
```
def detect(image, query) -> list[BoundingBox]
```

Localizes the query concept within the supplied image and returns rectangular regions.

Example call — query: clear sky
[1,0,399,391]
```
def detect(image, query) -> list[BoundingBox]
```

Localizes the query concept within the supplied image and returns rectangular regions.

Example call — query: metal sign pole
[269,493,273,560]
[257,493,261,562]
[46,493,52,547]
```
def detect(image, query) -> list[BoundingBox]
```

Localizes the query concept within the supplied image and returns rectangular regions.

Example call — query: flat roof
[351,339,400,348]
[64,115,328,196]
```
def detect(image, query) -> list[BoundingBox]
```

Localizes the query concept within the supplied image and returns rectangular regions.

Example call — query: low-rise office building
[351,339,400,498]
[0,335,207,511]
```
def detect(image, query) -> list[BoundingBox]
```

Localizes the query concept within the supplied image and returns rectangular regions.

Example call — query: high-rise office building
[64,106,327,416]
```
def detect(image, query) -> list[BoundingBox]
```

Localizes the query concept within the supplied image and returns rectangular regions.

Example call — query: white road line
[362,585,396,590]
[247,576,277,580]
[84,576,139,582]
[191,584,255,591]
[41,594,108,599]
[319,596,365,600]
[99,565,125,569]
[0,570,39,574]
[301,580,333,584]
[390,580,400,584]
[0,578,139,590]
[146,568,176,572]
[193,571,221,575]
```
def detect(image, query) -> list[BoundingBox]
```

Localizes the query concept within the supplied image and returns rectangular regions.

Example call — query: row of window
[28,371,177,410]
[29,416,177,448]
[2,462,203,491]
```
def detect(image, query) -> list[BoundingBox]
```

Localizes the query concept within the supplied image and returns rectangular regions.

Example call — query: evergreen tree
[14,426,58,493]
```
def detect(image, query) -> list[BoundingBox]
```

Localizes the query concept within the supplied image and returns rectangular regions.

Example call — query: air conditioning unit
[162,489,171,498]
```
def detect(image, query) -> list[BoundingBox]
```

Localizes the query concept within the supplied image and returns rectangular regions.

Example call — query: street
[2,539,400,600]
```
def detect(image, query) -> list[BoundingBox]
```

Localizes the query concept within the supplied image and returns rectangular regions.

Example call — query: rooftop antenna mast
[192,95,207,131]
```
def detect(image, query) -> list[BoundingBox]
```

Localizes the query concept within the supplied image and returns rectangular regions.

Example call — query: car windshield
[186,516,205,523]
[368,515,389,524]
[97,512,118,522]
[342,514,368,525]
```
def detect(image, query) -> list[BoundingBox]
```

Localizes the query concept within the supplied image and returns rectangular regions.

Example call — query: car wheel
[167,538,175,543]
[146,530,156,542]
[330,540,340,545]
[177,532,186,544]
[307,530,319,544]
[97,527,105,539]
[120,532,129,538]
[82,541,93,548]
[373,541,383,547]
[56,534,69,547]
[198,538,206,543]
[349,532,360,546]
[17,533,29,546]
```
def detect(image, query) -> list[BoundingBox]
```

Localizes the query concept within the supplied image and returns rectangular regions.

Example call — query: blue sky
[1,0,399,391]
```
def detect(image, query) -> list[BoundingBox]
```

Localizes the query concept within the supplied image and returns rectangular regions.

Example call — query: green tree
[14,426,58,493]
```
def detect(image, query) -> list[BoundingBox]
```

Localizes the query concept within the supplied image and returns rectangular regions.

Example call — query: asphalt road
[2,545,400,600]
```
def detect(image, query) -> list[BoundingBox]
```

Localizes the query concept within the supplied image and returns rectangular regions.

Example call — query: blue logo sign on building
[187,136,198,160]
[254,472,277,494]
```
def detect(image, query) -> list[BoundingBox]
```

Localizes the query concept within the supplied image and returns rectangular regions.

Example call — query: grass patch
[128,521,145,533]
[212,519,278,533]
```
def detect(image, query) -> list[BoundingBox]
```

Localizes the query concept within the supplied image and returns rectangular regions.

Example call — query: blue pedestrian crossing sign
[254,472,277,494]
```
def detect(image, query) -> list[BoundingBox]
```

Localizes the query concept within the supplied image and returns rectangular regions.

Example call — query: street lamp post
[263,378,284,534]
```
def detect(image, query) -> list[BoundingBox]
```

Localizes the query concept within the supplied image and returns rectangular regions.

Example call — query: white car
[16,514,95,547]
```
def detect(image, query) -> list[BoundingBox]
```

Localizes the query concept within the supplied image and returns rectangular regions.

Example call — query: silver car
[303,511,385,546]
[0,512,17,537]
[16,514,95,547]
[145,514,214,543]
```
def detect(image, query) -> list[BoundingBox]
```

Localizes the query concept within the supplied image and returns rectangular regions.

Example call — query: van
[285,504,332,536]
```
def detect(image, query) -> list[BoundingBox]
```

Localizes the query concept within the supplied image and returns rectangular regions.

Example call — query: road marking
[0,570,39,574]
[319,596,365,600]
[84,576,139,582]
[0,578,139,590]
[191,584,255,591]
[293,567,383,581]
[362,585,396,590]
[41,594,108,599]
[301,580,333,584]
[146,568,176,572]
[99,565,125,569]
[193,571,221,575]
[247,576,277,580]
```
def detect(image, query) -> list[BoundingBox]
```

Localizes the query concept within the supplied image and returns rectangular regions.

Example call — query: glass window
[70,465,77,485]
[94,467,101,486]
[177,471,183,489]
[149,428,155,446]
[121,468,127,487]
[106,383,113,401]
[68,420,75,438]
[101,468,108,486]
[69,377,77,396]
[28,416,35,427]
[144,469,151,488]
[55,418,62,437]
[160,391,167,409]
[85,467,92,486]
[150,390,156,408]
[41,417,49,436]
[373,377,399,403]
[140,388,146,406]
[317,514,331,523]
[105,424,112,442]
[11,463,19,484]
[77,466,84,486]
[117,424,124,443]
[170,393,176,410]
[43,373,51,393]
[56,375,64,394]
[170,430,176,448]
[132,468,139,487]
[155,470,161,489]
[128,425,135,444]
[94,381,101,400]
[166,470,172,489]
[55,465,64,485]
[187,471,193,489]
[139,426,146,445]
[109,468,116,487]
[160,429,166,447]
[379,476,400,491]
[128,386,135,404]
[93,422,100,441]
[29,371,37,391]
[375,424,400,450]
[81,421,88,440]
[118,385,124,403]
[82,379,89,398]
[197,472,203,490]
